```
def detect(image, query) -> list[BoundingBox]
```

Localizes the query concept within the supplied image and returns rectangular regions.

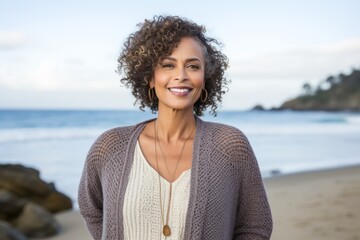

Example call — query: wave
[346,115,360,124]
[315,118,347,123]
[237,124,360,136]
[2,117,360,143]
[316,115,360,124]
[0,128,105,143]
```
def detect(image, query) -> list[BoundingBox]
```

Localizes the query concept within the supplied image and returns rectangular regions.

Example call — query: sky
[1,0,360,110]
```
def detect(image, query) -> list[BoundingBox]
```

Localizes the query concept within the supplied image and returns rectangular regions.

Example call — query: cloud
[0,60,61,90]
[29,61,63,90]
[0,31,29,49]
[229,39,360,81]
[0,88,135,110]
[0,58,119,92]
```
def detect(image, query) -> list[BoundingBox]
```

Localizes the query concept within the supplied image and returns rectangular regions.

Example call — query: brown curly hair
[117,15,229,116]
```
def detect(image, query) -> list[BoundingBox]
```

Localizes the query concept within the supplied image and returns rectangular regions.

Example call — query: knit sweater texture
[123,141,191,239]
[78,117,273,240]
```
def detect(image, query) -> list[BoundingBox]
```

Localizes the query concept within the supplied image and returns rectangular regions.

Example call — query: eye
[187,64,200,70]
[162,63,174,69]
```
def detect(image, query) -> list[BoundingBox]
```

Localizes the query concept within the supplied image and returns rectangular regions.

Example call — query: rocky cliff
[279,69,360,111]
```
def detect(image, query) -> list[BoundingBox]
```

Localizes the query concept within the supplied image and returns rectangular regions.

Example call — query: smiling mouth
[168,87,193,94]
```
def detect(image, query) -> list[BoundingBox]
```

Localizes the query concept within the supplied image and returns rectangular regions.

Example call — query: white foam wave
[346,115,360,124]
[1,121,360,143]
[238,123,360,136]
[0,128,105,143]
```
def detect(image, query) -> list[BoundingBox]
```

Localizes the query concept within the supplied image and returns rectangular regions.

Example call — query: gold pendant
[163,225,171,236]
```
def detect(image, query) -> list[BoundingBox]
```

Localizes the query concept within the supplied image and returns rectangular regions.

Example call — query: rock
[0,164,72,213]
[252,104,266,111]
[270,169,282,176]
[42,192,72,213]
[0,164,72,238]
[0,220,27,240]
[13,202,61,238]
[0,164,53,196]
[0,190,27,220]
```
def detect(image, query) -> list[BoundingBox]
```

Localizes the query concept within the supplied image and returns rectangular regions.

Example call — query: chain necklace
[154,120,195,237]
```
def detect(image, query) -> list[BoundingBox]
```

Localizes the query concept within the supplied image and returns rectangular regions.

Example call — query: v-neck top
[123,141,191,240]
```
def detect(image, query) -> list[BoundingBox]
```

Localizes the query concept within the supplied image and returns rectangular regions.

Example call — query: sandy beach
[37,165,360,240]
[266,165,360,240]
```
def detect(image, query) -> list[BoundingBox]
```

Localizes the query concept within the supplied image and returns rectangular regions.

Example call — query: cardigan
[78,117,273,240]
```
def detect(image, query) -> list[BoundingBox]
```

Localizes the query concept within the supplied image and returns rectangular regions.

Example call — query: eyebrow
[162,56,202,63]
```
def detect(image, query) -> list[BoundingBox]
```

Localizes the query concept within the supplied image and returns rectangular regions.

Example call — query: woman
[78,16,272,240]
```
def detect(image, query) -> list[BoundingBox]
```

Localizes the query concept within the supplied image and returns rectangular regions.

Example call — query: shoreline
[264,163,360,179]
[31,165,360,240]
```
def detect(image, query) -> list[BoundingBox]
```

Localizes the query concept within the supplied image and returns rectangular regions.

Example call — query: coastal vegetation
[278,68,360,111]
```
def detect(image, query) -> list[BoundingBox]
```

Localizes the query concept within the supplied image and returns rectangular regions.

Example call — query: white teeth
[169,88,190,93]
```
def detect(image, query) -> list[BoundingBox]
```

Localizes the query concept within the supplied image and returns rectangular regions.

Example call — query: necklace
[154,120,195,237]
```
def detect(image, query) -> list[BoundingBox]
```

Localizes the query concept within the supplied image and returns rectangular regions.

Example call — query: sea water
[1,109,360,207]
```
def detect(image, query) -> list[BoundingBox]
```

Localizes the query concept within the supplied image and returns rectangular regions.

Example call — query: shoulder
[86,120,151,163]
[201,120,253,158]
[202,121,249,144]
[91,125,136,152]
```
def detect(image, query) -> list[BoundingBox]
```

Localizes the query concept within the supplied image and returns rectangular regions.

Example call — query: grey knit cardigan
[78,117,272,240]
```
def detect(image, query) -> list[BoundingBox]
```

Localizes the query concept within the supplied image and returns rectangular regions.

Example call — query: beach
[37,165,360,240]
[266,165,360,240]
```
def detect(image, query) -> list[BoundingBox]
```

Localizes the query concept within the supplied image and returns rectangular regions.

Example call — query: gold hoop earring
[201,88,208,102]
[148,88,155,102]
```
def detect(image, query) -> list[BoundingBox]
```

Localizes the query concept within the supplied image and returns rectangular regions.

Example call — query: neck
[156,107,196,143]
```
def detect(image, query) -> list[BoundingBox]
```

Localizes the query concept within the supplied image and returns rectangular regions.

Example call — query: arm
[78,138,105,240]
[233,134,273,240]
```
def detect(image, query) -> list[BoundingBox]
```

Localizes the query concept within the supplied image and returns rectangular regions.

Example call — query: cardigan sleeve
[78,135,106,240]
[233,133,273,240]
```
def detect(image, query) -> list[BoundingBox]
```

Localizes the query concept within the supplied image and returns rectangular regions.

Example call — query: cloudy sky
[1,0,359,110]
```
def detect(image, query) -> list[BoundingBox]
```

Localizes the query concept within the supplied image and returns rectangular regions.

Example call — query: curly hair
[117,15,229,116]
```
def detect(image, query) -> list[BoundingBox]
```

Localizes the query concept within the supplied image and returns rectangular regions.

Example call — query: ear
[149,77,155,88]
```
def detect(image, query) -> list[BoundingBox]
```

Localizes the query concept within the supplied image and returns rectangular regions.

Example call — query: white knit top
[123,141,191,240]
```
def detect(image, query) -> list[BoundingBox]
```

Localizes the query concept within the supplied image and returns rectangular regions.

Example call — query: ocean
[1,109,360,207]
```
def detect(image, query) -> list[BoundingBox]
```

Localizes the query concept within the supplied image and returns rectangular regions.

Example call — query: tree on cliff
[302,83,313,96]
[280,68,360,111]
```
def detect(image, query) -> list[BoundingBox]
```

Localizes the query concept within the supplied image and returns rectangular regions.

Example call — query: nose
[175,66,188,81]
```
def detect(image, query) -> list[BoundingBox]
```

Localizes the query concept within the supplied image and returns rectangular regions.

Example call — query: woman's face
[150,37,205,113]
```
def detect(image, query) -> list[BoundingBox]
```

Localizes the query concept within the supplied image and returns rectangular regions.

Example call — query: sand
[266,165,360,240]
[36,165,360,240]
[31,211,92,240]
